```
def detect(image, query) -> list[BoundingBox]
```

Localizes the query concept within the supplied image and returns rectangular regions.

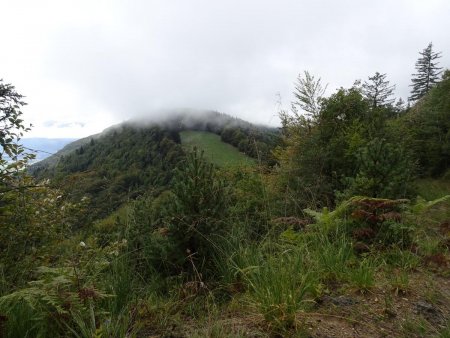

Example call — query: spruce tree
[409,42,442,102]
[362,72,395,108]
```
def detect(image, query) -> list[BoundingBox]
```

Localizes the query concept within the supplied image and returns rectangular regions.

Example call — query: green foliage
[128,150,230,277]
[167,149,231,273]
[274,67,447,210]
[0,266,107,337]
[227,168,272,238]
[0,79,35,191]
[340,138,414,199]
[0,239,134,337]
[245,251,318,333]
[415,176,450,200]
[395,70,450,176]
[347,258,376,291]
[381,247,420,271]
[313,233,354,282]
[33,124,185,224]
[220,126,279,165]
[305,196,415,250]
[276,85,377,210]
[410,195,450,214]
[0,182,87,289]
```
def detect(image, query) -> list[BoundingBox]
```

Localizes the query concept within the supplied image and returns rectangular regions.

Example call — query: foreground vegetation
[1,164,449,337]
[1,44,449,337]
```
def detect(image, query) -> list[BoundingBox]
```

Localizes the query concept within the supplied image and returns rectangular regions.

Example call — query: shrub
[340,138,415,200]
[127,150,231,277]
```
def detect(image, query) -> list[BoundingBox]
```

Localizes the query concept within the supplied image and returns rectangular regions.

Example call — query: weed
[347,258,376,292]
[401,316,430,337]
[245,249,319,334]
[439,322,450,338]
[382,247,420,270]
[314,233,354,283]
[423,280,443,305]
[389,270,410,296]
[418,236,442,256]
[383,293,396,318]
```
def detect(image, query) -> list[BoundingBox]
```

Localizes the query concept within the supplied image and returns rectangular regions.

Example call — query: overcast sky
[1,0,449,138]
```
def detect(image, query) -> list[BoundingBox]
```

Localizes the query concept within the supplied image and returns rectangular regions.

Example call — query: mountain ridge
[30,110,279,172]
[29,110,280,223]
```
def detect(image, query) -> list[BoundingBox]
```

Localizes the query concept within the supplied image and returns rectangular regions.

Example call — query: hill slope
[180,130,255,167]
[32,110,279,172]
[32,123,183,224]
[30,111,279,224]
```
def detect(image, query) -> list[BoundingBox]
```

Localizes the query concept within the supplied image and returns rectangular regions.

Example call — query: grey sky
[1,0,449,138]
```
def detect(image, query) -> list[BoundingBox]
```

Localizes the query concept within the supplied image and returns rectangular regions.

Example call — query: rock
[414,300,445,326]
[322,295,358,306]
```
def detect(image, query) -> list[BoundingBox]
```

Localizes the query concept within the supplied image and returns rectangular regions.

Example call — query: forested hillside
[29,111,278,224]
[1,45,450,337]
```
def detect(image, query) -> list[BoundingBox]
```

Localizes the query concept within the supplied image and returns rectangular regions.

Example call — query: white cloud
[1,0,449,137]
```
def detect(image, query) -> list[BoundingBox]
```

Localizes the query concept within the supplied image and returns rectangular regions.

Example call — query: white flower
[79,241,86,247]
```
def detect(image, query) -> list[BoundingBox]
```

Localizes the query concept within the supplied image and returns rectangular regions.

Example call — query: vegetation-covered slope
[29,111,278,224]
[31,123,184,223]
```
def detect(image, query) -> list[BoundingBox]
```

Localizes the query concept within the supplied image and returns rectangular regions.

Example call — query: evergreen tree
[292,71,327,119]
[409,42,443,102]
[362,72,395,108]
[394,98,406,114]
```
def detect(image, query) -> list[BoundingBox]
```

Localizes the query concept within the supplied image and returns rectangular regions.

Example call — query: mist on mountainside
[21,138,76,162]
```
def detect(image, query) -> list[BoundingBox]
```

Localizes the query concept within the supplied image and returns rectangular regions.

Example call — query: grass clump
[244,249,319,333]
[346,258,376,292]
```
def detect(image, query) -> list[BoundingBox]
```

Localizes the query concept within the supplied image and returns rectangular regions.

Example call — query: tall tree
[0,79,34,190]
[362,72,395,108]
[409,42,443,102]
[291,71,327,119]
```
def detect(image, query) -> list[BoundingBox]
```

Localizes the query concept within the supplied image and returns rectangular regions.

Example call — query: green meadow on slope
[180,130,256,167]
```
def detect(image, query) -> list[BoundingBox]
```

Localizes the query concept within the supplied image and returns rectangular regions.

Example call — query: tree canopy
[0,80,34,190]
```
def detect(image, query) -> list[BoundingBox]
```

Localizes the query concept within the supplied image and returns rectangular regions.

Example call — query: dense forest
[0,42,449,337]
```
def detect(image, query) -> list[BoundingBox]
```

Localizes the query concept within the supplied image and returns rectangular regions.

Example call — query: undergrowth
[1,189,449,337]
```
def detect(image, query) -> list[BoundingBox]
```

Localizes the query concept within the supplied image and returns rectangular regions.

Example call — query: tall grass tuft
[347,258,376,291]
[244,248,319,333]
[313,233,354,283]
